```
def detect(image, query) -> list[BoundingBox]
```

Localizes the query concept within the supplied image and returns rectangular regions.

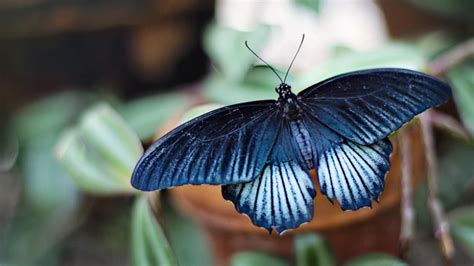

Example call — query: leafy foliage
[407,0,474,20]
[119,92,192,142]
[295,234,335,266]
[448,60,474,136]
[131,196,177,266]
[56,103,142,194]
[1,92,89,264]
[295,0,321,14]
[344,253,407,266]
[204,23,271,82]
[161,200,212,266]
[231,251,290,266]
[449,207,474,256]
[0,128,18,173]
[414,133,474,227]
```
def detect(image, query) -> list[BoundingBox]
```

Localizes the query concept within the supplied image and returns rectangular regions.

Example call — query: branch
[427,38,474,76]
[399,127,415,259]
[420,112,455,264]
[427,110,471,141]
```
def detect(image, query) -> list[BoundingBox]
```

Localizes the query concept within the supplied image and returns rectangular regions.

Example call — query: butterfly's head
[276,83,293,97]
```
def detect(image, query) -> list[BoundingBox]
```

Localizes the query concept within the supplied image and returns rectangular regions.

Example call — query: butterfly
[131,36,451,234]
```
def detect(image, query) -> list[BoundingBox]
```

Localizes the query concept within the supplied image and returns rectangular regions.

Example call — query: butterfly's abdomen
[290,119,314,169]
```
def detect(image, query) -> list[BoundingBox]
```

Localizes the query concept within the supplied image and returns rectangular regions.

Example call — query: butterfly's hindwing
[131,101,279,191]
[222,122,315,234]
[317,138,392,210]
[299,68,451,145]
[301,111,392,210]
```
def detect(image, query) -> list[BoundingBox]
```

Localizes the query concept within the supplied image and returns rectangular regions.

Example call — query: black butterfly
[131,38,451,234]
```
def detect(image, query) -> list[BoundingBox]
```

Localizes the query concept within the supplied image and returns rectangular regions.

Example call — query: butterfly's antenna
[284,34,305,83]
[245,41,284,84]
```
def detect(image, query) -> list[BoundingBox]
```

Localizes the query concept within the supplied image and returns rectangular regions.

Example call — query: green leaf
[448,61,474,136]
[345,253,406,266]
[295,0,321,14]
[244,65,296,88]
[295,233,336,266]
[407,0,474,20]
[22,137,80,211]
[6,138,81,264]
[119,92,192,142]
[0,129,18,173]
[414,134,474,224]
[12,91,92,145]
[56,103,142,194]
[56,130,130,193]
[297,43,426,92]
[131,196,177,266]
[329,45,354,58]
[437,137,474,208]
[2,204,80,265]
[78,104,143,175]
[10,91,85,211]
[230,251,290,266]
[3,91,90,263]
[414,31,457,59]
[204,23,271,82]
[449,207,474,256]
[162,200,212,266]
[2,139,81,264]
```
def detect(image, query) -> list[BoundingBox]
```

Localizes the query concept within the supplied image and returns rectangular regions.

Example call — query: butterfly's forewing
[222,120,315,234]
[301,110,392,209]
[298,68,451,145]
[131,101,279,191]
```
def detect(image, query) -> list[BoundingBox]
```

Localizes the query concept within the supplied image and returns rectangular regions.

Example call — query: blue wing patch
[131,101,279,191]
[317,138,392,210]
[301,110,392,210]
[222,122,315,234]
[299,68,451,145]
[222,161,315,234]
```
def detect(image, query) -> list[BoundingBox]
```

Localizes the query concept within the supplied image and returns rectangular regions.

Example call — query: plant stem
[427,38,474,76]
[427,110,471,141]
[420,112,455,264]
[147,191,161,217]
[399,127,414,259]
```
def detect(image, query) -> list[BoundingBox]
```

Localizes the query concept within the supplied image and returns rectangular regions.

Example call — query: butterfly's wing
[298,68,451,145]
[302,110,392,210]
[132,100,280,191]
[222,120,315,234]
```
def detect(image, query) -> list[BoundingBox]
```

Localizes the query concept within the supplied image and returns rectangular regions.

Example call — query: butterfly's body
[276,85,314,170]
[131,68,451,234]
[289,118,314,169]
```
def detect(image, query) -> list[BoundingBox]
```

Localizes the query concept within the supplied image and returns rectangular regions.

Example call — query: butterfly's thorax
[276,83,300,120]
[277,83,314,169]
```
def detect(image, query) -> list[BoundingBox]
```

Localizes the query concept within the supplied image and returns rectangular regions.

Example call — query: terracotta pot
[164,123,425,265]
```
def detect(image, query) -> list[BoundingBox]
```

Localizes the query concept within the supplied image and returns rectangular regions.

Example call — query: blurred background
[0,0,473,265]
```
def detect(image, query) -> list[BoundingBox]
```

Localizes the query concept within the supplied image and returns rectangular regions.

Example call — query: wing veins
[192,108,275,142]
